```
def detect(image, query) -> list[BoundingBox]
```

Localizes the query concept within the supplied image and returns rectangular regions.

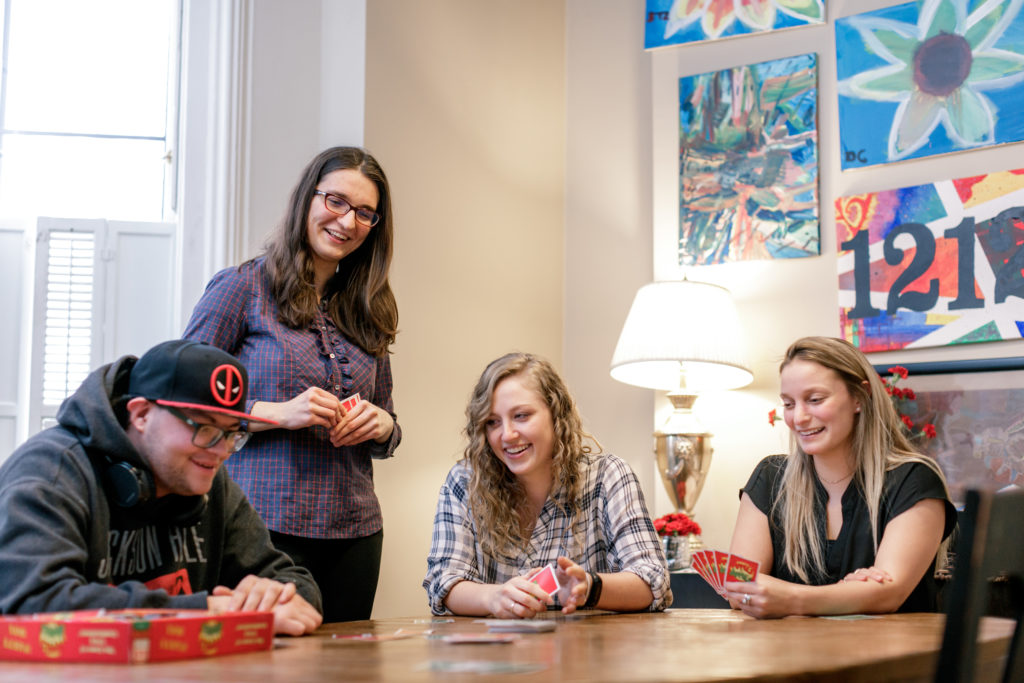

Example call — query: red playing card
[713,551,730,592]
[341,393,361,413]
[725,553,759,583]
[691,550,709,580]
[530,564,561,595]
[691,551,718,594]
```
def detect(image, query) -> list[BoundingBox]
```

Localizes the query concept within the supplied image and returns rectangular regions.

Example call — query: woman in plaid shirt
[184,147,400,622]
[424,353,671,617]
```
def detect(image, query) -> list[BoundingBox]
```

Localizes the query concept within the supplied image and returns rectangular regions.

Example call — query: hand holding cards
[530,562,572,606]
[691,550,759,598]
[531,563,561,595]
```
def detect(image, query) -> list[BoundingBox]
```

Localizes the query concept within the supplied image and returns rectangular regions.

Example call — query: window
[0,0,180,221]
[0,0,181,447]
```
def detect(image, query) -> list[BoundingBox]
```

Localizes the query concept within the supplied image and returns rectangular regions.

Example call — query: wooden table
[1,609,1014,682]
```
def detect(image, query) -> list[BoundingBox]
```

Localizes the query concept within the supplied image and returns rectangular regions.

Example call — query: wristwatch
[583,571,603,609]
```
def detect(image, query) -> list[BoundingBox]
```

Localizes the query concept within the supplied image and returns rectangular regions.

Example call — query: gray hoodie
[0,355,321,614]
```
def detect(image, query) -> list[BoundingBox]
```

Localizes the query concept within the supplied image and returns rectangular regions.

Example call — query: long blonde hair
[463,353,599,557]
[775,336,950,582]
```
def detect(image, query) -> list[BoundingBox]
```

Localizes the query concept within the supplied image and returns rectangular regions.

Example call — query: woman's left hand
[724,574,794,619]
[555,556,589,614]
[329,400,395,447]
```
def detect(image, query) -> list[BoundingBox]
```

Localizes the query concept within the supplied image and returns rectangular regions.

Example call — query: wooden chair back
[935,488,1024,682]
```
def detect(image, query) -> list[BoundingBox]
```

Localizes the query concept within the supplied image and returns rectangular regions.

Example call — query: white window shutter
[103,220,177,362]
[27,217,176,437]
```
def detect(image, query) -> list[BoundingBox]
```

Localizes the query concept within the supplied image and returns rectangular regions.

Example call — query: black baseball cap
[128,339,277,424]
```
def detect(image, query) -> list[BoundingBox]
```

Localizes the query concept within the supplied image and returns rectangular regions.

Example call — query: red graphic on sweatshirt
[145,568,193,595]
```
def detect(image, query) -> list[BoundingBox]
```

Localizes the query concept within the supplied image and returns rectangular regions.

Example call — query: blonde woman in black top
[726,337,954,618]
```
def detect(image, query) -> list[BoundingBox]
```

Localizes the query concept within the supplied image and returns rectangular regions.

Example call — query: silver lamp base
[654,393,712,551]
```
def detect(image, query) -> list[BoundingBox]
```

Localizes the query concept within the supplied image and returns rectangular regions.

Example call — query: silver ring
[742,594,751,606]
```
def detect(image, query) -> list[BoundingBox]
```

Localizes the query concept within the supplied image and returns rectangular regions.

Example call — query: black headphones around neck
[103,459,155,508]
[99,457,208,525]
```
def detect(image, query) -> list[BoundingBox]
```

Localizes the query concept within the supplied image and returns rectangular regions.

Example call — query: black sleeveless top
[741,455,956,612]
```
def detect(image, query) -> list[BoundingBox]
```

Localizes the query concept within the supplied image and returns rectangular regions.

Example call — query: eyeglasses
[313,190,381,227]
[160,405,252,453]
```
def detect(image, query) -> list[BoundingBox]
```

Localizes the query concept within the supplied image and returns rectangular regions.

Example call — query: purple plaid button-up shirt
[183,259,400,539]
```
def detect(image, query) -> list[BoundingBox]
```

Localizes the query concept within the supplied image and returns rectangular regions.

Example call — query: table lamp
[610,280,753,546]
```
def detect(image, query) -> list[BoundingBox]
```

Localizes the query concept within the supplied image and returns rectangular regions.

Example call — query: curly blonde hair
[463,353,600,558]
[775,336,951,582]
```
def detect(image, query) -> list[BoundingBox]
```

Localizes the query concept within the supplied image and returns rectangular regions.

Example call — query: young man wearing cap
[0,340,323,635]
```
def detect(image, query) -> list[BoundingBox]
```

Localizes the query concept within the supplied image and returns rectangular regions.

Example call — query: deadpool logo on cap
[210,364,244,407]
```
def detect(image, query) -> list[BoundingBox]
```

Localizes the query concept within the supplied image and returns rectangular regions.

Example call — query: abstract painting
[836,0,1024,169]
[836,169,1024,351]
[678,53,819,266]
[645,0,824,49]
[894,366,1024,506]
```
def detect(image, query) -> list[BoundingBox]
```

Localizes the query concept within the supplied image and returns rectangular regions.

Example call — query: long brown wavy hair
[258,146,398,357]
[775,336,950,582]
[464,353,600,558]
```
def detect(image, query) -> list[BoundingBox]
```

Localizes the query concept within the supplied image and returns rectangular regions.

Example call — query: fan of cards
[691,550,759,598]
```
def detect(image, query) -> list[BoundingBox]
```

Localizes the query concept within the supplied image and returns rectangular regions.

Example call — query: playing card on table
[442,633,519,644]
[477,619,556,633]
[340,393,360,414]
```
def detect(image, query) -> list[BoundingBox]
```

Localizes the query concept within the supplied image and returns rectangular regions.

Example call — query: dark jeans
[269,529,383,623]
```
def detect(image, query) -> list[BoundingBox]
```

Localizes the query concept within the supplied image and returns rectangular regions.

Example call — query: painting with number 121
[836,169,1024,352]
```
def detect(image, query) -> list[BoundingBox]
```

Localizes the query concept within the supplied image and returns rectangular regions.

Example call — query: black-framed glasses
[160,405,251,453]
[313,190,381,227]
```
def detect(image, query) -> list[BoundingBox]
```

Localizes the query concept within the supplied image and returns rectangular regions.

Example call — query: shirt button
[329,353,335,358]
[334,385,341,391]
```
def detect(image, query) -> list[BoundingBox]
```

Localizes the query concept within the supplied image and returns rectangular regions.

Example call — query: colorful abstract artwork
[645,0,824,49]
[678,53,819,266]
[836,169,1024,351]
[836,0,1024,169]
[899,370,1024,505]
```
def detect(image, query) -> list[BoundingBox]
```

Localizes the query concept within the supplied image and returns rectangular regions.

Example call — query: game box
[0,608,273,663]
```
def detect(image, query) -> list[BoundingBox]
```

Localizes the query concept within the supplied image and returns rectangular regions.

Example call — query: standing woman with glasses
[183,147,400,622]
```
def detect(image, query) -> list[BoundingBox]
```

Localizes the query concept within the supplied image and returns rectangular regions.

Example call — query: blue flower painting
[836,0,1024,169]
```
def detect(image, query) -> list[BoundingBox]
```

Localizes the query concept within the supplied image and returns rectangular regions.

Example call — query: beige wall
[364,1,566,618]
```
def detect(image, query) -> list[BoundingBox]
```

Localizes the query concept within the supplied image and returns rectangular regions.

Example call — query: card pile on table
[691,550,759,598]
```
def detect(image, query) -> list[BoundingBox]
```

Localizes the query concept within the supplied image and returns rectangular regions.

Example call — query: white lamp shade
[610,280,753,392]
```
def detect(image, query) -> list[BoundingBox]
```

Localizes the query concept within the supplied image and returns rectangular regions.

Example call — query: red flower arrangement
[880,366,937,441]
[653,512,702,537]
[768,366,936,440]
